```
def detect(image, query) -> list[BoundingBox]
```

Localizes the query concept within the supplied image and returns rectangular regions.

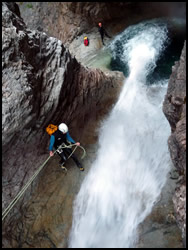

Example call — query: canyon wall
[2,2,124,214]
[163,41,186,246]
[17,2,186,46]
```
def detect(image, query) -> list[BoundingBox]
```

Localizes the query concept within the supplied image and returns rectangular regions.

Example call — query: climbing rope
[2,143,86,221]
[2,155,51,221]
[57,143,86,160]
[78,145,86,159]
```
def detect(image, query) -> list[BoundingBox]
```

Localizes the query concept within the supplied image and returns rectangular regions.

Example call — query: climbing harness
[56,143,86,160]
[2,143,86,221]
[58,143,86,172]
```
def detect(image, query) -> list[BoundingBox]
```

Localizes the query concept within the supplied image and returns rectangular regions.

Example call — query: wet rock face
[2,2,123,213]
[163,42,186,246]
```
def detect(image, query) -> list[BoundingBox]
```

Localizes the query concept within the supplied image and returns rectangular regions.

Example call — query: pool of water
[109,18,186,83]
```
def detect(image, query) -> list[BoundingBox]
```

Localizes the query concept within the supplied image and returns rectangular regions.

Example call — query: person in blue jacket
[49,123,84,171]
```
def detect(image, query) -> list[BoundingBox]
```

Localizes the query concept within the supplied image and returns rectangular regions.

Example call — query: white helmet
[58,123,68,133]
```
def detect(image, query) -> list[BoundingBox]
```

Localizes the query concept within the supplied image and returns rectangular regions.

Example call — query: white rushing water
[69,20,171,248]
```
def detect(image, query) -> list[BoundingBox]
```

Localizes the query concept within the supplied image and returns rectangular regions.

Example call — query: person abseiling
[49,123,84,171]
[98,22,111,45]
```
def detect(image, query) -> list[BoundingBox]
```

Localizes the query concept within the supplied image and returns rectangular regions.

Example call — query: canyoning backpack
[84,36,89,46]
[46,124,58,136]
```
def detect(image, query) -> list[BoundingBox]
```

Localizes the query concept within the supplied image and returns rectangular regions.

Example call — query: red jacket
[84,39,89,46]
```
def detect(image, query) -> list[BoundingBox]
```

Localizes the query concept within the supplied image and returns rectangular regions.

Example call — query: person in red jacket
[84,36,89,46]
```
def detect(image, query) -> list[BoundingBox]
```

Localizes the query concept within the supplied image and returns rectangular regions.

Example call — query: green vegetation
[17,2,33,8]
[26,3,33,9]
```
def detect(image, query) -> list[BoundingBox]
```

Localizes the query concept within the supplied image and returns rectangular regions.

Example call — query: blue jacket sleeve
[66,132,76,144]
[49,135,55,151]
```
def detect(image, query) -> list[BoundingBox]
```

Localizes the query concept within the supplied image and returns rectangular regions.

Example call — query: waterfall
[68,19,171,248]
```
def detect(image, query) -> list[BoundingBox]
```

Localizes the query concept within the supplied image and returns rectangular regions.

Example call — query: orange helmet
[98,22,102,27]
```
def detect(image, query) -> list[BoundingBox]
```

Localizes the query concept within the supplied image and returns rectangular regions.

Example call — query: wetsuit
[98,26,111,45]
[49,129,82,168]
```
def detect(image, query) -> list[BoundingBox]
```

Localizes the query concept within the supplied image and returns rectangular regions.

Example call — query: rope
[67,145,78,159]
[2,155,51,221]
[2,143,86,221]
[58,143,86,160]
[78,145,86,159]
